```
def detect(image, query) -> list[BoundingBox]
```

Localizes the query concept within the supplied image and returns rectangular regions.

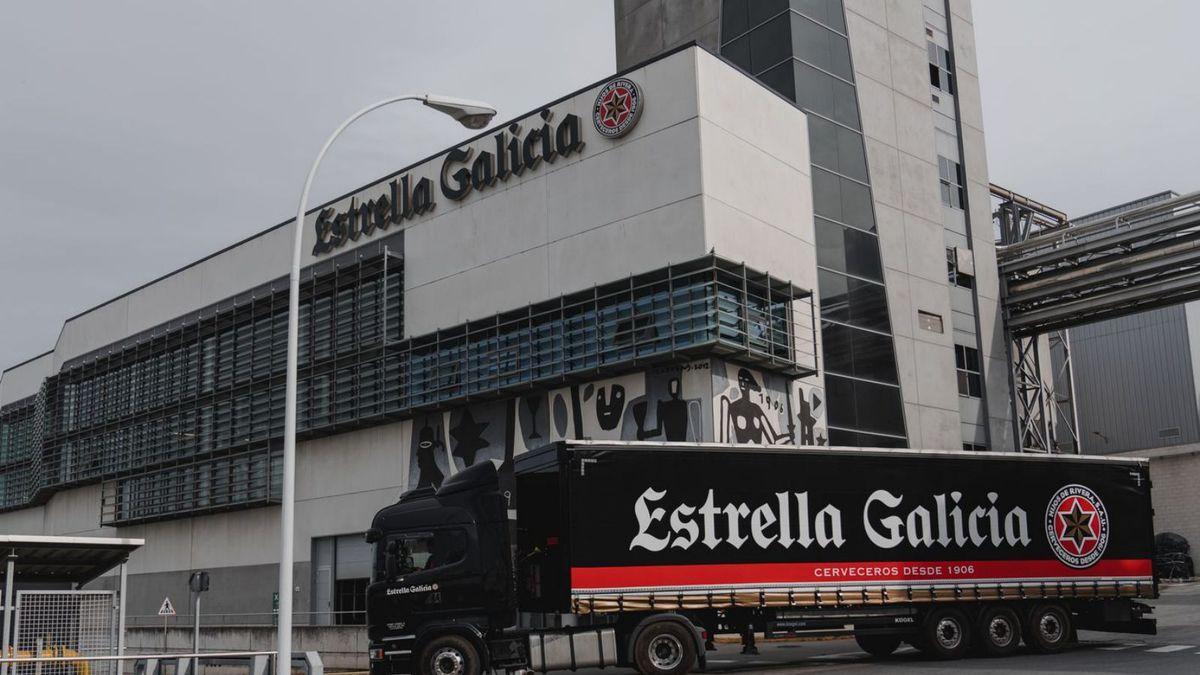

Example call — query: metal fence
[7,591,118,675]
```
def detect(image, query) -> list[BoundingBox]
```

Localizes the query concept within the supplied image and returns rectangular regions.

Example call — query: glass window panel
[808,117,868,182]
[851,378,906,435]
[793,60,860,129]
[818,269,891,332]
[748,0,789,26]
[721,0,751,38]
[822,321,898,383]
[791,0,846,33]
[812,168,875,231]
[791,14,852,80]
[815,217,882,281]
[721,34,752,72]
[749,13,792,73]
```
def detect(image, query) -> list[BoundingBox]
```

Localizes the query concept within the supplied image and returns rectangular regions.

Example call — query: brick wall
[1147,451,1200,551]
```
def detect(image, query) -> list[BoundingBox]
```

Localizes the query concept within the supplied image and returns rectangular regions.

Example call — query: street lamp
[277,94,496,675]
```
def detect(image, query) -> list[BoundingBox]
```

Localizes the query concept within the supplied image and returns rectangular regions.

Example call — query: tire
[417,634,481,675]
[1024,603,1072,653]
[855,633,902,658]
[976,605,1022,657]
[919,608,970,660]
[633,621,697,675]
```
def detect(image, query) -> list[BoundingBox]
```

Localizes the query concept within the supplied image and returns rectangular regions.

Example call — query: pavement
[574,581,1200,675]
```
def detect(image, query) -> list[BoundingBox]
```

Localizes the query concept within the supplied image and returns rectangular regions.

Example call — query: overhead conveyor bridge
[999,190,1200,337]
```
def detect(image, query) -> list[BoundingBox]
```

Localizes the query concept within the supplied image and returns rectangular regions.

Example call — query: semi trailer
[365,441,1156,675]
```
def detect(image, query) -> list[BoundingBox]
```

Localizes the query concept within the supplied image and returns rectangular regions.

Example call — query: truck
[365,441,1157,675]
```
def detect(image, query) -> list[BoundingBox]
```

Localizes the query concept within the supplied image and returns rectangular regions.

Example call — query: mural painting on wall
[401,359,821,489]
[792,377,828,446]
[448,400,509,472]
[407,413,450,490]
[713,361,794,445]
[546,361,712,443]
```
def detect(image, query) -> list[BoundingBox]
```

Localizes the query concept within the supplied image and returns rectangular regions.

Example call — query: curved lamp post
[278,94,496,675]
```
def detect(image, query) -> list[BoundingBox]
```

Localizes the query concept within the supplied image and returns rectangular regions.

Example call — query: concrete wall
[0,351,52,405]
[615,0,719,70]
[1117,445,1200,553]
[843,0,1004,450]
[125,625,366,670]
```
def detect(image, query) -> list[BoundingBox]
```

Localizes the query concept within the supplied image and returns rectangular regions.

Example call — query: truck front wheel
[1024,604,1072,653]
[633,622,697,675]
[417,635,481,675]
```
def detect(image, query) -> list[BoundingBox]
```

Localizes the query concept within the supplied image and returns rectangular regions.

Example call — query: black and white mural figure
[448,401,507,471]
[575,373,645,439]
[715,364,793,445]
[408,415,449,489]
[511,393,551,455]
[792,378,828,446]
[593,383,625,430]
[628,367,706,442]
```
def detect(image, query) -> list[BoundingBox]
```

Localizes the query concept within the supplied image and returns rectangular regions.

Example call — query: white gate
[10,591,117,675]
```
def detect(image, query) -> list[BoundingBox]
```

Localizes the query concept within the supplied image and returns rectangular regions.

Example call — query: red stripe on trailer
[570,558,1153,589]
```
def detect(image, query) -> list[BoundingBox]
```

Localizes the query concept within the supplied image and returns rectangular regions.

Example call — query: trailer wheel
[919,608,970,660]
[633,621,697,675]
[1024,603,1072,653]
[854,633,902,657]
[976,605,1022,657]
[417,635,481,675]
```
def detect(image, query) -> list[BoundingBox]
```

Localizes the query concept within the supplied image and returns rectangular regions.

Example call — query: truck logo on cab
[1045,484,1109,569]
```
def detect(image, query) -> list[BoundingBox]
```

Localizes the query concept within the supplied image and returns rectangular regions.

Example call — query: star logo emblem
[601,89,631,127]
[1056,499,1097,554]
[1044,484,1109,569]
[593,78,643,138]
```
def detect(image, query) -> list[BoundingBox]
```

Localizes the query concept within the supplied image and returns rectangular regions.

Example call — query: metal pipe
[117,561,128,657]
[2,553,16,675]
[278,93,495,675]
[192,592,200,655]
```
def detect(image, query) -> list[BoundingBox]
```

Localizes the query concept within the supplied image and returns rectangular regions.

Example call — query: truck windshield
[374,529,467,581]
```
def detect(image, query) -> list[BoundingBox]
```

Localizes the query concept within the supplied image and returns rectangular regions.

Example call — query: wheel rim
[935,617,963,650]
[1039,612,1064,643]
[988,615,1015,647]
[648,634,684,671]
[432,647,466,675]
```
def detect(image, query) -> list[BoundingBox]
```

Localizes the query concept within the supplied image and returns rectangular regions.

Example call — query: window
[335,578,368,625]
[955,344,982,398]
[963,443,988,452]
[946,248,973,289]
[928,42,955,95]
[917,310,944,333]
[938,156,965,209]
[377,529,468,580]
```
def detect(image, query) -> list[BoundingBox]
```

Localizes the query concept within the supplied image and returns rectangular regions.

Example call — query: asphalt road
[577,581,1200,675]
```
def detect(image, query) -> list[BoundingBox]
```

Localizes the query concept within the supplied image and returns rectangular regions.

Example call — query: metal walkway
[999,190,1200,337]
[993,188,1200,453]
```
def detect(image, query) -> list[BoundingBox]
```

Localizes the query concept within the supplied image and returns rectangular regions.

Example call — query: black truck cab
[365,461,514,675]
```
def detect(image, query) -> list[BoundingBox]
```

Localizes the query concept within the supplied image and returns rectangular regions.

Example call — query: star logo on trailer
[1044,484,1110,569]
[593,78,643,138]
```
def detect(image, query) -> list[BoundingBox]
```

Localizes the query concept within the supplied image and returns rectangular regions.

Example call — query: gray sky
[2,1,1198,369]
[974,0,1200,215]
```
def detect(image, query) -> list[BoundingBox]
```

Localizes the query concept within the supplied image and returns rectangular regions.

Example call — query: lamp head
[422,94,498,129]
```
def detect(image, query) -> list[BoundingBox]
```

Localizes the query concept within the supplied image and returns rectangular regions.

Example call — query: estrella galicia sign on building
[311,76,645,257]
